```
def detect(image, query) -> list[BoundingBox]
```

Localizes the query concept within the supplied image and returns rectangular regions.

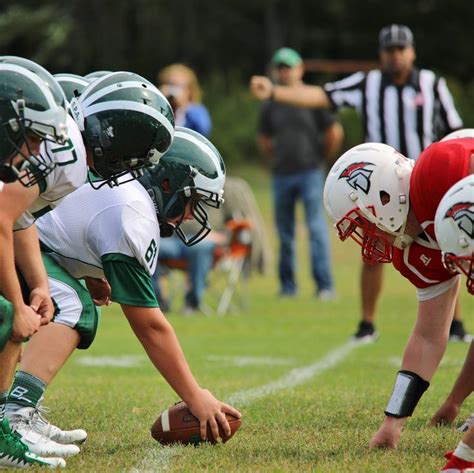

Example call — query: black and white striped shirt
[324,68,463,160]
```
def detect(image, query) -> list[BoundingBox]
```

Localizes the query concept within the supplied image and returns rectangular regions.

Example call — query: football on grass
[151,401,241,445]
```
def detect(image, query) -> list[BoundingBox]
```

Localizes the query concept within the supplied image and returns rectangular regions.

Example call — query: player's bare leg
[0,341,21,424]
[370,280,459,449]
[0,342,21,394]
[19,323,79,384]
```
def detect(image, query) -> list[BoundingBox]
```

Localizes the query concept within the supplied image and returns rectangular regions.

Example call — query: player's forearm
[401,288,457,380]
[13,225,49,292]
[126,308,202,403]
[273,84,331,109]
[400,328,448,381]
[446,341,474,406]
[0,222,26,307]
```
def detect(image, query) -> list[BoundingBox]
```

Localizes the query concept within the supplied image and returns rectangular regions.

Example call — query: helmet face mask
[435,175,474,295]
[444,253,474,294]
[0,115,55,187]
[171,190,213,246]
[139,127,226,247]
[0,62,69,187]
[324,143,413,263]
[336,206,393,264]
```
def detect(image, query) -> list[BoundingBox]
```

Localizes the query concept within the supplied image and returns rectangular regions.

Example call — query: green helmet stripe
[80,80,167,108]
[174,129,223,172]
[83,101,174,138]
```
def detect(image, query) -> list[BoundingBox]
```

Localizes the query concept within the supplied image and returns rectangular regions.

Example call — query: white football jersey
[36,178,160,279]
[15,115,88,230]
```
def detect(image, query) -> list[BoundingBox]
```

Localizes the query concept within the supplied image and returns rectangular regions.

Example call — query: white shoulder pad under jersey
[36,178,160,279]
[15,115,88,230]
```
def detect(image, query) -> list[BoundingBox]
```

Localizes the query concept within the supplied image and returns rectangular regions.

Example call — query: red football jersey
[392,139,473,288]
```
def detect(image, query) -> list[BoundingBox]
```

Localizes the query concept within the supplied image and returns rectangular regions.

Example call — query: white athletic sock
[454,441,474,462]
[0,391,8,422]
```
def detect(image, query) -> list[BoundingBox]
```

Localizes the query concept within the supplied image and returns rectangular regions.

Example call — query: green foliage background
[1,0,473,163]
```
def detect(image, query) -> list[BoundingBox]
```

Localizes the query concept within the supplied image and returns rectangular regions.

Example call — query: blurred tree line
[1,0,473,164]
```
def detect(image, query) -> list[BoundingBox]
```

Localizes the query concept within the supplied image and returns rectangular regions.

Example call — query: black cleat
[351,321,379,343]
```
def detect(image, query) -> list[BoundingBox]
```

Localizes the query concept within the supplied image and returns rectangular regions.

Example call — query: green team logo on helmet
[72,71,175,187]
[139,126,226,246]
[0,63,68,187]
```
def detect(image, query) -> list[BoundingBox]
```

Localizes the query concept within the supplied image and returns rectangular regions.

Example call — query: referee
[250,24,468,342]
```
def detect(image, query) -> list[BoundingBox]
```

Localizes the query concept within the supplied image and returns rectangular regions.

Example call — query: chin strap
[393,234,413,250]
[391,217,414,250]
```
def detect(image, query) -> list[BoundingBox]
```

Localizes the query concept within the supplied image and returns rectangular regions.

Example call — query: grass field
[36,165,473,472]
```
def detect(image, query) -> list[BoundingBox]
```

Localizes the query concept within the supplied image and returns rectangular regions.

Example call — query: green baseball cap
[271,47,303,68]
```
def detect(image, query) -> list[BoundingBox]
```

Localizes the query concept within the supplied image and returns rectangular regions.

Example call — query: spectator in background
[251,26,470,342]
[257,47,343,299]
[155,65,216,312]
[158,63,211,137]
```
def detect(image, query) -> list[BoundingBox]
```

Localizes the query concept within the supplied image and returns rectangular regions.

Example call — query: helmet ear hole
[380,191,391,206]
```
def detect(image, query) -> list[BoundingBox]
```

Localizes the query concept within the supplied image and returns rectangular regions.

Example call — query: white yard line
[129,445,186,473]
[206,355,294,367]
[76,355,147,367]
[226,341,359,406]
[131,341,360,472]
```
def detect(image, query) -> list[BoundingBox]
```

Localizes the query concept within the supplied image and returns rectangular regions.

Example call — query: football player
[428,132,474,433]
[431,174,474,472]
[0,60,175,466]
[0,60,76,469]
[323,135,474,449]
[5,127,241,453]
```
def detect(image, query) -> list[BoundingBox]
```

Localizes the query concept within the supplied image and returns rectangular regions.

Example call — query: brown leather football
[151,401,241,445]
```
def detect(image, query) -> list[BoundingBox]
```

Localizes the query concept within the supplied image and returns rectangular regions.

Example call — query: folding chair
[159,219,253,315]
[213,219,253,315]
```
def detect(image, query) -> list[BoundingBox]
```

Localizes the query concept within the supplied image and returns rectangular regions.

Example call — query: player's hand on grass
[29,287,54,325]
[187,388,241,441]
[250,76,273,100]
[369,417,403,449]
[428,400,460,427]
[85,277,112,306]
[11,303,41,341]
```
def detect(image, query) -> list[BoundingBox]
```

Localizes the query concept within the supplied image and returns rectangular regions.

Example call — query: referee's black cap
[379,24,414,49]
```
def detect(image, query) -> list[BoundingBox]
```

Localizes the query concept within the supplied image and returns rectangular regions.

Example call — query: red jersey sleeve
[392,242,453,288]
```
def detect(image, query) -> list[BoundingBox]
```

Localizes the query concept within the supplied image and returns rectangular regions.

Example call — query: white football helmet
[435,174,474,295]
[324,143,414,264]
[441,129,474,141]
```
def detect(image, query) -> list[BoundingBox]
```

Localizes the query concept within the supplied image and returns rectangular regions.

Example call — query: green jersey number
[145,239,158,267]
[50,138,78,166]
